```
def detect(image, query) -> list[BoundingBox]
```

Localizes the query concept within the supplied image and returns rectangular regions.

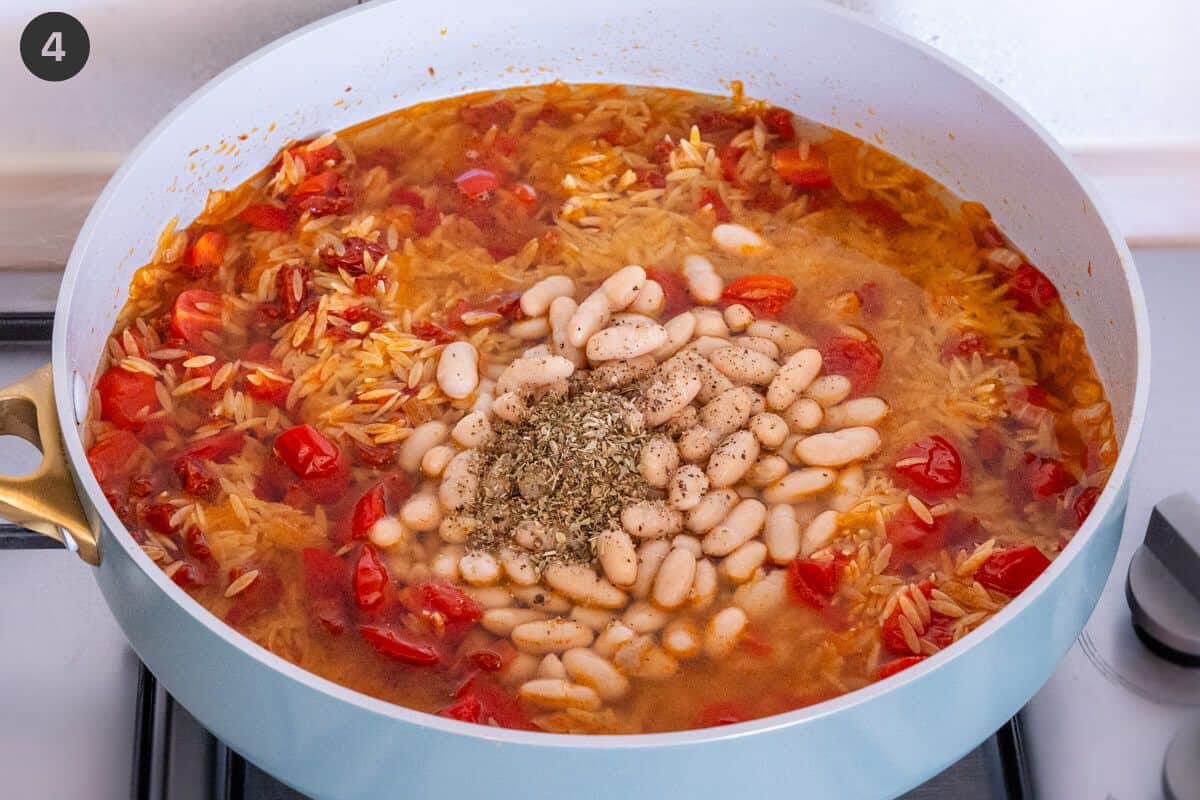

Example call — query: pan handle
[0,364,98,564]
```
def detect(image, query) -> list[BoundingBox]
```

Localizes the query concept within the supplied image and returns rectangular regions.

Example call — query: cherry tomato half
[353,544,389,610]
[721,274,797,317]
[892,435,964,496]
[1006,263,1059,313]
[169,289,224,349]
[360,625,440,667]
[772,146,832,189]
[96,367,160,431]
[975,545,1051,596]
[821,336,883,395]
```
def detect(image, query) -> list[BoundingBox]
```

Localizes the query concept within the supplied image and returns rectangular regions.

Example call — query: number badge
[20,12,89,82]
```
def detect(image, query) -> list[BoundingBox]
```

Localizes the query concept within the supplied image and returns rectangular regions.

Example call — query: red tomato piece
[1006,263,1059,313]
[468,640,516,672]
[353,544,389,610]
[411,320,455,344]
[886,505,950,553]
[412,206,441,236]
[302,547,350,635]
[511,183,538,206]
[942,331,988,361]
[719,143,745,184]
[287,141,341,173]
[762,108,795,141]
[721,274,797,317]
[849,199,907,232]
[276,264,310,321]
[178,429,245,464]
[87,430,141,490]
[1012,453,1075,502]
[695,701,750,728]
[237,203,296,231]
[244,365,291,406]
[454,168,501,201]
[772,146,833,188]
[224,565,284,627]
[407,580,482,627]
[360,625,440,667]
[391,186,426,209]
[460,100,516,132]
[976,428,1005,465]
[646,268,694,318]
[787,558,842,609]
[893,436,964,496]
[352,484,386,539]
[875,655,926,681]
[174,456,216,498]
[273,424,346,496]
[169,289,224,349]
[697,187,732,223]
[288,171,353,218]
[975,545,1051,596]
[821,336,884,395]
[181,231,227,279]
[1072,486,1101,526]
[441,676,532,729]
[319,236,385,274]
[96,367,160,431]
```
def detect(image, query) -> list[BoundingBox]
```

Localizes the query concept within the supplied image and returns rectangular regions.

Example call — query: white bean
[596,528,638,588]
[586,323,669,361]
[703,606,749,658]
[794,427,882,467]
[824,397,891,428]
[499,547,539,586]
[706,430,761,488]
[630,538,671,598]
[712,223,766,255]
[519,678,601,711]
[629,279,665,317]
[653,312,698,361]
[562,648,630,701]
[733,335,780,360]
[510,585,572,614]
[689,335,732,357]
[368,517,408,549]
[463,585,512,609]
[762,467,838,503]
[677,425,723,463]
[748,412,788,449]
[522,343,551,359]
[700,386,760,436]
[451,411,491,448]
[436,342,480,400]
[501,652,540,684]
[637,435,679,489]
[459,551,501,586]
[702,498,767,556]
[438,449,480,513]
[671,534,703,556]
[782,397,824,432]
[805,374,853,407]
[688,558,719,610]
[594,621,637,658]
[830,465,866,512]
[692,308,731,339]
[748,320,808,354]
[662,619,702,659]
[438,515,474,544]
[721,540,768,584]
[538,653,567,680]
[622,500,684,539]
[496,355,576,395]
[723,303,755,332]
[733,568,788,620]
[399,420,450,473]
[745,454,789,487]
[482,607,548,636]
[640,367,703,428]
[548,295,586,367]
[601,265,647,310]
[686,489,740,534]
[520,275,576,318]
[399,490,441,532]
[431,545,463,581]
[800,510,840,557]
[542,563,628,609]
[622,600,671,633]
[766,348,822,410]
[420,444,456,478]
[764,505,801,564]
[569,606,616,631]
[652,547,698,609]
[710,346,779,385]
[491,391,527,423]
[509,317,550,340]
[567,290,613,348]
[683,254,724,304]
[668,464,709,511]
[612,635,679,679]
[511,618,595,654]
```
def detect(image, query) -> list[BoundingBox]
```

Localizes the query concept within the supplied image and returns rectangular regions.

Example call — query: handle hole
[0,396,44,477]
[0,434,44,478]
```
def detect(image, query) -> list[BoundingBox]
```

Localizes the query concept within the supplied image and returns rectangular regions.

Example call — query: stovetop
[2,247,1198,800]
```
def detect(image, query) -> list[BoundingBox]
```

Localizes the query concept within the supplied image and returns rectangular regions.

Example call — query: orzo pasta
[86,83,1116,733]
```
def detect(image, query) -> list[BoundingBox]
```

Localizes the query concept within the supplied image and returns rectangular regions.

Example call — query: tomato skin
[1006,263,1059,312]
[645,268,692,318]
[698,188,732,223]
[1011,453,1074,503]
[224,565,283,627]
[360,625,440,667]
[276,264,310,321]
[893,436,964,496]
[454,168,501,201]
[440,676,532,729]
[788,558,842,609]
[351,484,386,538]
[1072,486,1101,526]
[404,579,482,627]
[821,336,884,395]
[975,545,1051,596]
[174,456,216,498]
[876,655,926,680]
[178,429,245,463]
[460,99,516,132]
[772,146,833,188]
[850,199,907,232]
[274,424,340,479]
[87,430,141,491]
[287,141,341,173]
[237,204,296,231]
[181,231,227,279]
[96,367,160,431]
[411,320,455,344]
[170,289,224,349]
[320,236,385,274]
[353,544,389,610]
[695,701,751,728]
[886,505,950,554]
[721,274,797,317]
[287,171,353,217]
[719,143,745,183]
[511,183,538,206]
[762,108,795,141]
[302,547,350,635]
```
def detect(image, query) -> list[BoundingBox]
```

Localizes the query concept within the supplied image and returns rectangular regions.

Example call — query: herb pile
[466,389,653,564]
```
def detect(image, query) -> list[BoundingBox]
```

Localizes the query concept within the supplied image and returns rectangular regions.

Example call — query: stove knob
[1164,723,1200,800]
[1126,494,1200,666]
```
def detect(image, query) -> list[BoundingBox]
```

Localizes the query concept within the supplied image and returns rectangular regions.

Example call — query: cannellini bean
[640,368,703,428]
[702,498,767,556]
[601,265,648,310]
[431,545,463,581]
[688,558,719,610]
[500,653,539,686]
[668,464,709,511]
[689,335,732,357]
[399,420,450,473]
[654,312,698,360]
[749,412,788,448]
[438,515,474,544]
[482,607,548,636]
[519,678,601,711]
[800,510,840,557]
[712,223,766,255]
[710,346,779,385]
[652,547,698,609]
[686,489,740,533]
[630,539,671,598]
[570,606,616,631]
[733,335,780,359]
[671,534,703,556]
[496,355,576,395]
[665,406,700,437]
[704,606,749,658]
[662,619,702,659]
[459,551,501,586]
[542,563,628,609]
[747,320,808,354]
[451,411,491,448]
[510,585,572,614]
[586,322,669,361]
[721,540,768,583]
[591,354,656,390]
[692,308,731,339]
[723,303,755,332]
[513,520,552,551]
[520,275,576,318]
[629,279,665,317]
[420,444,456,478]
[538,653,567,679]
[764,505,801,564]
[700,386,760,436]
[824,397,891,428]
[400,490,442,532]
[548,295,585,367]
[522,343,551,359]
[472,379,495,413]
[762,467,838,503]
[766,348,822,410]
[562,648,630,701]
[368,517,407,549]
[706,430,761,488]
[596,528,638,587]
[567,290,613,348]
[623,600,671,632]
[613,635,679,679]
[830,465,866,512]
[511,618,595,654]
[436,342,479,400]
[805,374,853,406]
[639,435,679,488]
[745,454,789,487]
[509,316,550,340]
[683,254,724,304]
[499,547,539,586]
[491,391,527,423]
[622,500,684,539]
[782,397,824,432]
[677,425,723,463]
[594,621,637,658]
[733,568,788,620]
[438,449,480,513]
[794,427,882,467]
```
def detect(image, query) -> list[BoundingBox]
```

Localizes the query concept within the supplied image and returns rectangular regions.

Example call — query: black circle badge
[21,12,89,82]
